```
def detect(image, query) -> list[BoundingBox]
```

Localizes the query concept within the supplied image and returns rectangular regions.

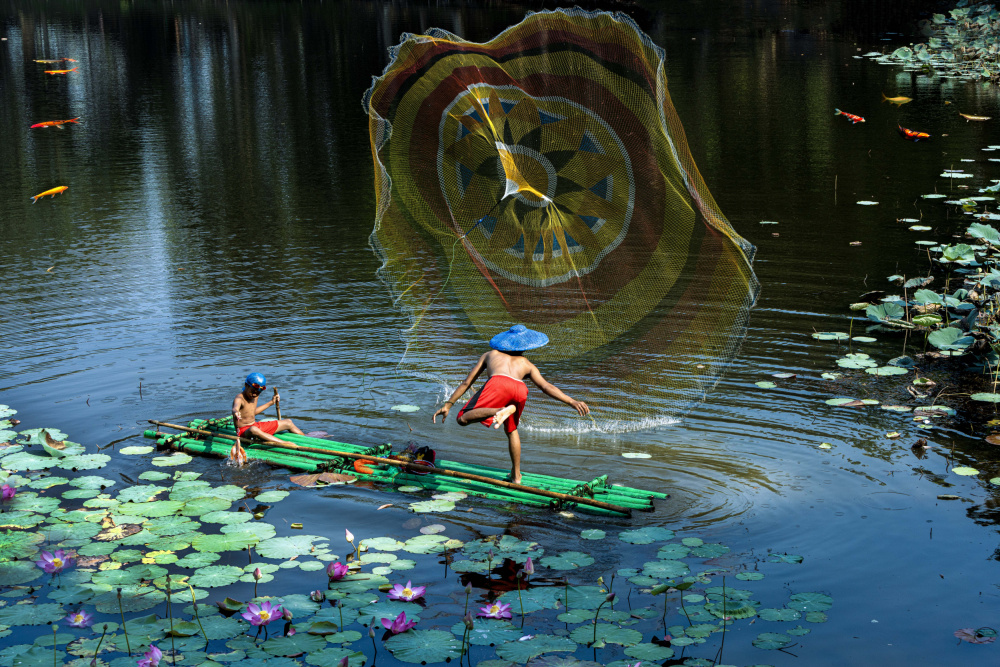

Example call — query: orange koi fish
[834,108,865,124]
[31,185,69,203]
[30,117,81,129]
[898,125,931,141]
[34,58,76,63]
[44,67,77,75]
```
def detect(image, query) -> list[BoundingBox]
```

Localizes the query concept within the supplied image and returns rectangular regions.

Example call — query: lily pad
[787,592,833,612]
[495,635,576,662]
[812,332,849,341]
[451,619,521,646]
[971,393,1000,402]
[385,629,462,663]
[539,551,595,570]
[620,452,651,459]
[753,632,792,650]
[191,531,259,552]
[569,624,642,647]
[409,499,455,513]
[188,565,244,588]
[952,466,979,476]
[254,491,289,503]
[262,633,326,657]
[755,381,777,389]
[580,529,605,540]
[151,453,193,467]
[618,527,674,544]
[0,560,43,585]
[624,643,675,661]
[866,366,910,376]
[120,446,154,455]
[758,608,802,621]
[0,603,65,626]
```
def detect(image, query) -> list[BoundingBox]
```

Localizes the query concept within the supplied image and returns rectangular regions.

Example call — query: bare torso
[483,350,534,381]
[232,392,260,428]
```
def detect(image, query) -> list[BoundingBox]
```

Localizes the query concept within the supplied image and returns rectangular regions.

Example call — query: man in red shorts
[432,325,589,484]
[232,373,304,445]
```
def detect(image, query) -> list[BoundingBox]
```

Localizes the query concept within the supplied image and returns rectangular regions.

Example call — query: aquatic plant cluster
[0,405,838,665]
[877,0,1000,81]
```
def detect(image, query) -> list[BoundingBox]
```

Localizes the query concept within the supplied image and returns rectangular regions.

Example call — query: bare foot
[505,472,522,484]
[493,405,516,429]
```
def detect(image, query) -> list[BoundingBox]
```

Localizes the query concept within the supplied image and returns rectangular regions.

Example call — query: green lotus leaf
[953,466,980,475]
[129,500,186,517]
[383,629,462,663]
[62,488,100,500]
[569,623,642,647]
[303,647,366,667]
[624,643,675,661]
[201,511,252,525]
[359,552,397,565]
[168,480,213,500]
[138,471,171,482]
[145,515,198,536]
[557,608,630,624]
[498,585,561,613]
[18,428,66,444]
[93,585,165,613]
[68,475,115,490]
[327,572,389,595]
[805,611,828,623]
[462,535,544,563]
[0,530,44,562]
[451,560,490,573]
[182,497,234,517]
[643,559,689,578]
[928,327,973,351]
[539,551,595,570]
[396,486,422,493]
[836,353,879,369]
[496,634,576,662]
[110,548,143,563]
[617,526,675,544]
[2,453,60,470]
[256,535,327,559]
[58,454,111,470]
[971,392,1000,402]
[120,446,154,455]
[787,591,833,612]
[769,553,803,564]
[359,536,405,552]
[0,603,64,626]
[254,490,289,503]
[117,485,167,503]
[753,631,792,650]
[787,624,811,636]
[580,529,605,540]
[755,381,776,389]
[8,495,59,514]
[402,534,451,554]
[261,633,326,656]
[151,453,192,467]
[689,543,729,558]
[188,565,244,588]
[866,366,910,376]
[820,372,844,380]
[812,332,849,340]
[706,600,758,619]
[759,607,802,621]
[409,499,455,513]
[450,619,522,646]
[191,531,259,553]
[628,574,659,586]
[736,571,765,581]
[311,603,362,627]
[561,586,610,610]
[0,511,43,529]
[705,586,753,601]
[866,302,904,323]
[26,476,69,490]
[0,560,43,585]
[655,543,691,560]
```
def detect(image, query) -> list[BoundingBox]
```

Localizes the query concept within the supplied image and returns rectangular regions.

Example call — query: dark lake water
[2,1,1000,665]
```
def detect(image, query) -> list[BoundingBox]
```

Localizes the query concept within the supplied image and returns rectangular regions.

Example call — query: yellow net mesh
[364,8,759,431]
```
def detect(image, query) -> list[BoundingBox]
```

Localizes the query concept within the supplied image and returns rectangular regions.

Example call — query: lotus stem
[564,578,569,612]
[166,579,176,663]
[189,585,208,644]
[717,576,728,663]
[592,599,607,645]
[117,587,131,655]
[679,590,692,626]
[337,599,344,630]
[52,623,56,667]
[94,624,108,664]
[463,585,471,617]
[516,575,525,628]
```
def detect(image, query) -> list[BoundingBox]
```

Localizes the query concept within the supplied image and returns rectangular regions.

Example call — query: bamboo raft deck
[143,417,667,517]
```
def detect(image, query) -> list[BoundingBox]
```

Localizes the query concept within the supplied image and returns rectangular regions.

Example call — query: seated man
[232,373,304,445]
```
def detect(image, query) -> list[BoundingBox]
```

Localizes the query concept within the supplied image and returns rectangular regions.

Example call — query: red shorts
[458,375,528,434]
[237,421,280,437]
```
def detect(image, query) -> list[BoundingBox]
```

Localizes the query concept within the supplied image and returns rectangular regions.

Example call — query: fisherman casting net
[363,8,760,432]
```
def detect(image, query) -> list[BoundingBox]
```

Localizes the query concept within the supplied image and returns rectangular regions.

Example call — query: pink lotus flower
[381,611,416,635]
[327,561,349,581]
[523,556,534,575]
[478,601,512,619]
[1,484,14,501]
[36,549,73,574]
[310,589,325,602]
[136,643,162,667]
[241,600,283,627]
[387,581,425,602]
[65,609,93,628]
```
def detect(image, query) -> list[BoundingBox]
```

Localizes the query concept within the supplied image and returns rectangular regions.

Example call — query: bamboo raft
[143,417,667,517]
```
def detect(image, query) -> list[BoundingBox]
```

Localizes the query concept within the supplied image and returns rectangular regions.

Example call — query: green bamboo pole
[163,435,323,472]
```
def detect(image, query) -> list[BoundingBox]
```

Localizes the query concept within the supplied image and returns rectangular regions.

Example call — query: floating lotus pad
[451,619,521,646]
[539,551,595,570]
[580,529,606,540]
[618,527,675,544]
[787,592,833,611]
[952,466,979,476]
[495,634,576,662]
[255,490,289,503]
[753,632,792,649]
[256,535,328,559]
[812,332,849,341]
[120,446,154,455]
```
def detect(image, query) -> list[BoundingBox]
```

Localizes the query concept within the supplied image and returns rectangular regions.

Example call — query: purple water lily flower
[381,611,417,635]
[242,600,283,627]
[326,561,349,581]
[1,484,15,502]
[36,549,73,574]
[386,580,425,602]
[136,643,162,667]
[65,609,93,628]
[478,601,513,619]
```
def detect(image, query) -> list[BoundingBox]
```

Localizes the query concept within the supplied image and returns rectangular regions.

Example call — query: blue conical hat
[489,325,549,352]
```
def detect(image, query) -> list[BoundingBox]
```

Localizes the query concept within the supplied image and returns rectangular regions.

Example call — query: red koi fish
[30,117,81,129]
[31,185,68,203]
[44,67,77,75]
[834,108,865,124]
[898,125,931,141]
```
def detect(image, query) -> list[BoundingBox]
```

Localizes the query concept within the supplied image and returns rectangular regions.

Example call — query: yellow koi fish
[881,93,913,106]
[44,67,77,75]
[31,185,68,203]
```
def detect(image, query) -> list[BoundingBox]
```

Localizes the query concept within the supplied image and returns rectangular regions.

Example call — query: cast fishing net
[363,8,759,432]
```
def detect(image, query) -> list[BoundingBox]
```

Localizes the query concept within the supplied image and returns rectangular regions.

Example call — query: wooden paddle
[273,387,282,420]
[148,420,638,516]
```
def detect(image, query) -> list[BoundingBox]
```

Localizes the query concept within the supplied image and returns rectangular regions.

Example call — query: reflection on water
[2,2,1000,662]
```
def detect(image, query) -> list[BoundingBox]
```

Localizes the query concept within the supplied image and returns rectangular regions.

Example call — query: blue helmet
[245,372,267,389]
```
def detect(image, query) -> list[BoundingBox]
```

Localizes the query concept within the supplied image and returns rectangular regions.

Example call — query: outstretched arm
[433,354,488,423]
[232,396,245,425]
[528,364,590,416]
[254,394,277,415]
